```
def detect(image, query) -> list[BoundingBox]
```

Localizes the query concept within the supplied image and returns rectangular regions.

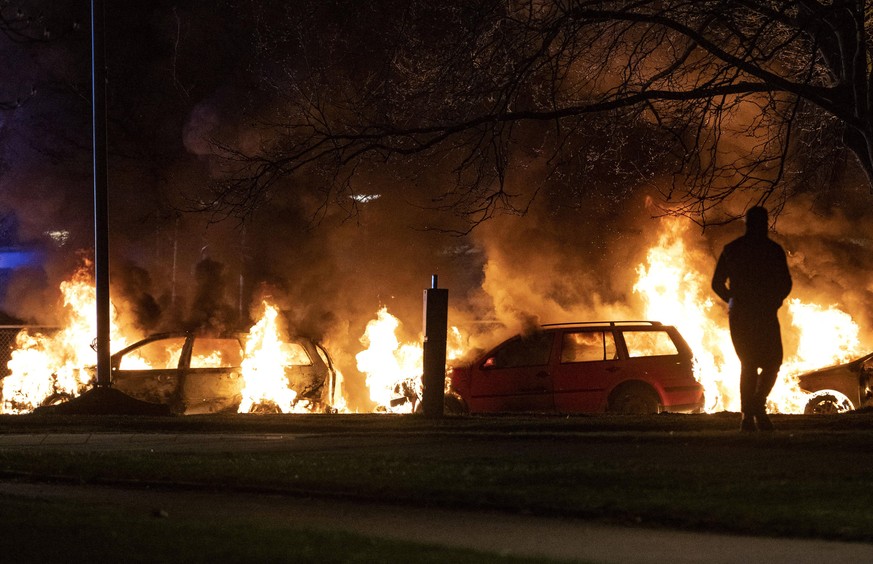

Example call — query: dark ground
[1,411,872,563]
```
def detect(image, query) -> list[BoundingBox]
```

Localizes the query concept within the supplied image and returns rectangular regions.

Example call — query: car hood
[797,352,873,381]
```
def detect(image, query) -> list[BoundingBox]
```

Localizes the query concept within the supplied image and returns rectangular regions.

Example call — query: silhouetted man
[711,206,792,432]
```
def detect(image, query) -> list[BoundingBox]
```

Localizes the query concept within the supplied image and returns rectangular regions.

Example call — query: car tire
[444,393,468,415]
[411,393,467,415]
[248,401,282,414]
[803,392,854,415]
[608,384,660,414]
[40,392,73,407]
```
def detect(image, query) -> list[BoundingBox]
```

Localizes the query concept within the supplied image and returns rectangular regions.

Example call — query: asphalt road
[1,432,872,564]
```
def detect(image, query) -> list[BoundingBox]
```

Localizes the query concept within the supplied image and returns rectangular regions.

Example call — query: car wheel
[40,392,73,407]
[609,384,660,414]
[248,401,282,414]
[443,393,468,415]
[804,391,854,414]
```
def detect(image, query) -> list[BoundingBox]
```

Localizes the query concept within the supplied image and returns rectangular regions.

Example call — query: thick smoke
[5,3,873,414]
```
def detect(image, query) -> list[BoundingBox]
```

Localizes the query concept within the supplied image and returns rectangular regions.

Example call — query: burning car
[444,321,704,414]
[796,353,873,414]
[62,332,338,415]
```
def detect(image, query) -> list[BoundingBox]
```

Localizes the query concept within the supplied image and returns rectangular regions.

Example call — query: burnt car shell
[796,352,873,413]
[109,332,335,414]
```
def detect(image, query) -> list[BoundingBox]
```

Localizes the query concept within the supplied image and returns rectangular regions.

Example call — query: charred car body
[797,352,873,414]
[443,321,704,414]
[93,332,336,414]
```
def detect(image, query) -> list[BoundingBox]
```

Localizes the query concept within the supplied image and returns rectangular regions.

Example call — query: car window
[119,337,186,370]
[622,330,679,357]
[561,331,617,362]
[286,342,313,366]
[190,338,244,368]
[485,333,552,369]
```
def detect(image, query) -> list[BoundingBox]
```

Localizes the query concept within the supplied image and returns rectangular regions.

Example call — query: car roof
[540,321,667,329]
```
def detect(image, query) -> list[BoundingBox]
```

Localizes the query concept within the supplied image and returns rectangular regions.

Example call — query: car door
[179,336,245,414]
[111,335,187,406]
[468,331,555,412]
[552,329,621,412]
[281,339,327,401]
[618,328,687,383]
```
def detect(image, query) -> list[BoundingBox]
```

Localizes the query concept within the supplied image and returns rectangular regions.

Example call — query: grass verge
[0,495,558,564]
[1,412,872,545]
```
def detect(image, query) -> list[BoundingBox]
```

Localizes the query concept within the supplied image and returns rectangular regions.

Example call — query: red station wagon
[446,321,704,414]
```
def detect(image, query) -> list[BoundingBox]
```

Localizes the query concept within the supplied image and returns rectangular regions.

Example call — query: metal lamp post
[91,0,111,387]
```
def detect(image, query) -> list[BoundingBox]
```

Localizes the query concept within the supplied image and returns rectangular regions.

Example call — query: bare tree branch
[204,0,873,229]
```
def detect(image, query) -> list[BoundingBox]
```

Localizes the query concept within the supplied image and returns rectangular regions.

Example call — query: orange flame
[634,218,864,413]
[1,262,139,413]
[354,306,467,412]
[355,307,422,411]
[239,301,313,413]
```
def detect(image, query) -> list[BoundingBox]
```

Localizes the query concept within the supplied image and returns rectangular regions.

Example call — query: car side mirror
[482,357,496,369]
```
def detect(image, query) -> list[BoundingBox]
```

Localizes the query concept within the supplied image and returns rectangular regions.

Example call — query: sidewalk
[2,479,871,564]
[0,432,305,452]
[2,432,872,563]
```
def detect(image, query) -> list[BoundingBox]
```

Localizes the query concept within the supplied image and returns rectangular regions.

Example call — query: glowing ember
[238,301,303,413]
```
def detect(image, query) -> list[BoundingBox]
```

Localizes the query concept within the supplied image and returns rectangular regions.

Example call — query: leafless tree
[205,1,873,230]
[0,1,81,110]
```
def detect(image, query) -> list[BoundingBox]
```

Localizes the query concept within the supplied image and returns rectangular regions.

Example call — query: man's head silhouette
[745,206,769,238]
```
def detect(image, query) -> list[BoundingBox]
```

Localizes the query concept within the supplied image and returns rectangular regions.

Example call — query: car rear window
[190,338,244,368]
[561,331,617,362]
[621,330,680,357]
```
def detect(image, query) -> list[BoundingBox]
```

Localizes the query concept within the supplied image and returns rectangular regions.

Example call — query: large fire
[356,218,866,415]
[238,301,305,414]
[634,218,864,413]
[354,306,466,413]
[1,262,142,413]
[0,268,344,414]
[1,218,866,415]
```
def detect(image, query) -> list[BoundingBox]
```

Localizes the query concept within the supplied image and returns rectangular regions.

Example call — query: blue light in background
[0,249,44,269]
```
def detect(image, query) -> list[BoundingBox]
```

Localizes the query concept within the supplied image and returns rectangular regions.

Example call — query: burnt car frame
[103,332,337,414]
[797,352,873,414]
[444,321,705,415]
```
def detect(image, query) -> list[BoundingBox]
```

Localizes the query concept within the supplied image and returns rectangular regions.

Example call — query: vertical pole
[171,216,178,307]
[421,275,448,418]
[239,225,246,320]
[92,0,111,387]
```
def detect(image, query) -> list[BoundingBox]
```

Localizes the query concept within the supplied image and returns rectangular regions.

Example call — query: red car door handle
[606,366,620,373]
[535,371,549,379]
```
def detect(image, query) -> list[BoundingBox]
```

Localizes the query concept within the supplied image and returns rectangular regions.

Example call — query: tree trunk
[843,125,873,191]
